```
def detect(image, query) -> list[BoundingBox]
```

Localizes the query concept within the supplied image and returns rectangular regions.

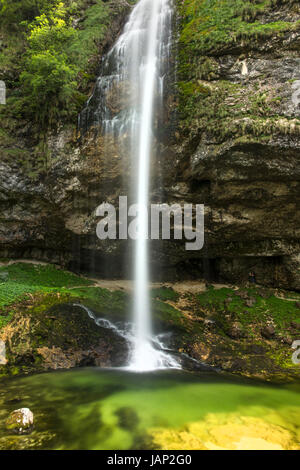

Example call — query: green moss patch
[178,0,299,55]
[69,287,129,320]
[196,286,300,336]
[176,0,300,140]
[152,299,186,332]
[150,287,180,302]
[0,263,93,308]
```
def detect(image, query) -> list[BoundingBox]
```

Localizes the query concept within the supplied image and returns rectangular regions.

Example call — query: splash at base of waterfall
[127,338,180,372]
[74,304,181,371]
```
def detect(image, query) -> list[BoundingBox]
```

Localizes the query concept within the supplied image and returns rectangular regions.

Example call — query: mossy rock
[5,408,34,435]
[2,294,129,374]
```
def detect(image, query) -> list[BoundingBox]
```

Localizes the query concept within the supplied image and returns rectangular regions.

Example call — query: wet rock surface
[0,300,129,374]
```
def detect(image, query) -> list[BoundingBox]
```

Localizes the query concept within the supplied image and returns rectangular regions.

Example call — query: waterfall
[80,0,179,371]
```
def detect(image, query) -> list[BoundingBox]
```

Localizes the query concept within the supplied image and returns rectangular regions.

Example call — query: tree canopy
[0,0,110,127]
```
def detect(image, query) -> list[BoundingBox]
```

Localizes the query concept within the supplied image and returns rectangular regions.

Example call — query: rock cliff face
[161,0,300,289]
[0,0,299,289]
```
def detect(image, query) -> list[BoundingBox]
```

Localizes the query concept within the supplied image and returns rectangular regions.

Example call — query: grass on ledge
[0,263,93,308]
[196,286,300,334]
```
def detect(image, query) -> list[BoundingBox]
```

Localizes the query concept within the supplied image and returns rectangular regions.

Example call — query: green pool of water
[0,369,299,450]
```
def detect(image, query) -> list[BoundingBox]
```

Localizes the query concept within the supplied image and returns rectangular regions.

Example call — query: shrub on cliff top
[1,0,110,128]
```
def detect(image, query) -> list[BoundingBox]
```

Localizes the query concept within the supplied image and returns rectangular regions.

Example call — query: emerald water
[0,369,299,450]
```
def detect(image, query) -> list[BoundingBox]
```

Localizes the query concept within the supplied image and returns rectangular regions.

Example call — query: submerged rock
[149,413,300,450]
[0,431,56,450]
[115,407,139,432]
[6,408,34,435]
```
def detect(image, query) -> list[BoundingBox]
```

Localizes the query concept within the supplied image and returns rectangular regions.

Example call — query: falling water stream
[80,0,179,370]
[129,0,170,371]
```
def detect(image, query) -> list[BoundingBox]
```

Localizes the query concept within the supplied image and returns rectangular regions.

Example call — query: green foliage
[19,2,79,125]
[67,0,109,87]
[21,52,79,125]
[1,0,111,127]
[26,3,76,52]
[0,0,59,29]
[0,262,185,334]
[177,0,300,140]
[0,311,13,329]
[0,263,92,308]
[179,0,299,54]
[0,262,130,327]
[76,0,109,50]
[69,286,129,319]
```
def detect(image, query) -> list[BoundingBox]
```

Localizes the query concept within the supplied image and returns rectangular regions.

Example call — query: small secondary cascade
[73,304,180,369]
[80,0,179,371]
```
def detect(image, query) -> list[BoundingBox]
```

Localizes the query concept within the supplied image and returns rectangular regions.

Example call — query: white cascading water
[128,0,173,371]
[80,0,179,371]
[73,304,180,370]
